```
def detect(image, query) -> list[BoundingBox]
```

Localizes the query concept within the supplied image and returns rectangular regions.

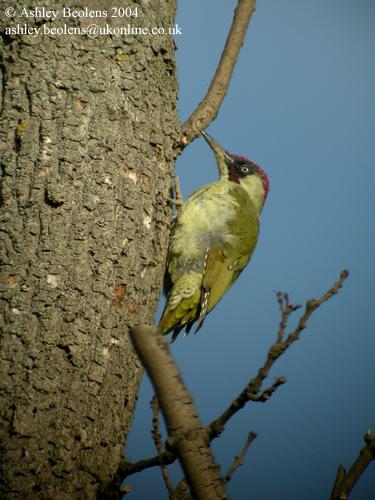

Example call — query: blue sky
[127,1,375,498]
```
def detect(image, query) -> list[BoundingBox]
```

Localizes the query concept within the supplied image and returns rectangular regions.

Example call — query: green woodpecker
[159,131,269,340]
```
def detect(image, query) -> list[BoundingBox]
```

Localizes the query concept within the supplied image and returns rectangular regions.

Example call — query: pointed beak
[201,131,233,177]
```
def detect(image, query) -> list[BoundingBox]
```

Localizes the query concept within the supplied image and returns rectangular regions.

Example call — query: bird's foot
[167,176,184,216]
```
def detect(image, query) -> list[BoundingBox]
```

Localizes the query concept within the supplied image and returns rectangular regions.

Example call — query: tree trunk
[0,1,179,497]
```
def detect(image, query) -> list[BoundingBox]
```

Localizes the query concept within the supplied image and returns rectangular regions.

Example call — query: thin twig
[251,376,287,402]
[120,271,349,480]
[179,0,257,147]
[329,430,375,500]
[150,396,177,499]
[330,465,347,500]
[174,479,191,500]
[276,292,300,342]
[225,431,257,483]
[118,452,176,478]
[209,270,349,438]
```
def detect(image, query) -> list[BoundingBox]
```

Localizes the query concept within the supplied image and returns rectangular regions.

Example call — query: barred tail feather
[194,289,210,334]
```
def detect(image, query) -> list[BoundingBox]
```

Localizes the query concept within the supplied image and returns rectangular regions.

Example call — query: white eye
[240,165,249,174]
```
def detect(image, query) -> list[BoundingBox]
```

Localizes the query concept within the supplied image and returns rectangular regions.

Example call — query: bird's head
[202,130,270,212]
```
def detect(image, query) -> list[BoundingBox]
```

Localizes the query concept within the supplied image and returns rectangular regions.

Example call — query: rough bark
[0,1,179,498]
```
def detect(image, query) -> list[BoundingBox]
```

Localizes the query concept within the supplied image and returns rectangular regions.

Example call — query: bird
[158,131,269,340]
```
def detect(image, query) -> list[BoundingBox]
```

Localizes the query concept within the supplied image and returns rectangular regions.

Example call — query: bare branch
[180,0,257,147]
[225,431,257,483]
[121,271,349,481]
[251,376,287,402]
[330,430,375,500]
[129,325,227,499]
[330,465,347,500]
[283,269,349,349]
[150,396,177,499]
[118,452,176,478]
[276,292,300,342]
[209,270,349,438]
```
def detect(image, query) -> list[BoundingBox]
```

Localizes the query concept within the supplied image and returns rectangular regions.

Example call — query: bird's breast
[170,183,240,262]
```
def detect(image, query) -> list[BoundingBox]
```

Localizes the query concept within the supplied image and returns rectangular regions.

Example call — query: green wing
[201,186,259,318]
